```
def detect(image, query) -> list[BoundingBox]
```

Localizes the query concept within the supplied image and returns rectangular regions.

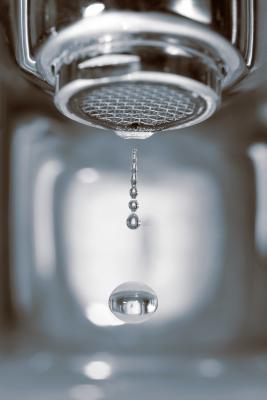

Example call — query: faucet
[4,0,257,138]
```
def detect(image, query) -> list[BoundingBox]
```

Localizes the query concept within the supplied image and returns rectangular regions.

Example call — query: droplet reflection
[109,282,158,324]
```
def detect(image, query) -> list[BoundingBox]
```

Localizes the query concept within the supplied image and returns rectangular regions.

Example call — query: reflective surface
[109,282,158,323]
[7,0,254,132]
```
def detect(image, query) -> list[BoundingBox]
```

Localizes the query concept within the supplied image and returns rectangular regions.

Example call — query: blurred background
[1,1,267,399]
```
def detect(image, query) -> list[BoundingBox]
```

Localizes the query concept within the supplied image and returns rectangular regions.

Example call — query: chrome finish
[11,0,40,77]
[48,12,241,136]
[54,42,222,136]
[37,13,244,88]
[244,0,255,67]
[230,0,255,68]
[7,0,257,136]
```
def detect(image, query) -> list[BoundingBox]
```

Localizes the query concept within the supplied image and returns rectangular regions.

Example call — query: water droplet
[128,199,138,212]
[126,213,140,229]
[109,282,158,324]
[131,172,137,186]
[114,131,155,139]
[130,187,138,198]
[132,161,137,172]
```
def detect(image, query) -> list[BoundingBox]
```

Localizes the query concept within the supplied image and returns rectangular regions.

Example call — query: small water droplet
[126,213,140,229]
[130,187,138,198]
[132,162,137,172]
[128,199,138,212]
[131,172,137,185]
[109,282,158,324]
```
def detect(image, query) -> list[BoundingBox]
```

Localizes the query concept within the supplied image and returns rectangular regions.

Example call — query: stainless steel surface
[12,0,40,77]
[54,43,222,136]
[7,0,261,136]
[10,0,256,74]
[69,83,208,136]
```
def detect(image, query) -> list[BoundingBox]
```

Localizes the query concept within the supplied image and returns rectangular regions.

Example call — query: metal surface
[10,0,40,77]
[36,13,244,88]
[55,46,221,136]
[71,82,206,134]
[47,10,241,136]
[11,1,256,74]
[230,0,255,67]
[6,0,259,136]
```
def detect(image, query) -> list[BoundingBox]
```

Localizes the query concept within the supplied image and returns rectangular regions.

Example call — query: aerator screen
[69,82,207,132]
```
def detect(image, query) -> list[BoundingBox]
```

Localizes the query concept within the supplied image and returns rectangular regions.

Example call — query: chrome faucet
[6,0,257,138]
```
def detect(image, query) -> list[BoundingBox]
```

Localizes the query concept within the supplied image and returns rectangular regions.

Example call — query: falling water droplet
[129,187,138,198]
[126,213,140,229]
[131,172,137,186]
[109,282,158,324]
[127,148,140,229]
[129,199,139,212]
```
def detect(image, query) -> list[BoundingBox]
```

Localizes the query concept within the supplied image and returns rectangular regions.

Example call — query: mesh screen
[70,82,206,132]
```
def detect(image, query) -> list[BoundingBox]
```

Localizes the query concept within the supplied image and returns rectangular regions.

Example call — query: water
[126,213,140,229]
[109,282,158,324]
[128,199,138,211]
[115,150,157,324]
[126,148,141,229]
[115,130,154,139]
[129,187,138,198]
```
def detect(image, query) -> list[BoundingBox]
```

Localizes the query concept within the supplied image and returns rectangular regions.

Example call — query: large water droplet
[109,282,158,324]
